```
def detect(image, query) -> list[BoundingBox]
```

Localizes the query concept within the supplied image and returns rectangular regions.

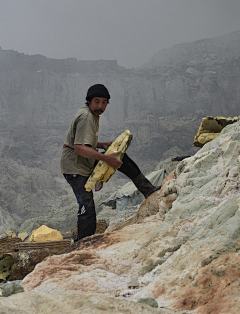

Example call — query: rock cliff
[0,117,239,313]
[1,31,240,161]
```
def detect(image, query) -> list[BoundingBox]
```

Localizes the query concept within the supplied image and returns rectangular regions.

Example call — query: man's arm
[74,144,122,169]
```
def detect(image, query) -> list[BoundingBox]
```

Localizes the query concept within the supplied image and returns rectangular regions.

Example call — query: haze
[0,0,240,68]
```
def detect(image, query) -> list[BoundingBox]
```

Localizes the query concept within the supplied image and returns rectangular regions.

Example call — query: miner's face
[88,97,108,116]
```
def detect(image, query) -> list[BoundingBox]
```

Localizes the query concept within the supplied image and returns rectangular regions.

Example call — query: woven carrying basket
[0,236,22,254]
[15,239,71,255]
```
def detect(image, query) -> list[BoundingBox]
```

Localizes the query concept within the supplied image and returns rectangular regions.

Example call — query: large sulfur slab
[193,116,238,147]
[85,130,132,192]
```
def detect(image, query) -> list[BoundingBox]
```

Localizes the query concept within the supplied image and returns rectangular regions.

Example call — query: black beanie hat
[86,84,110,101]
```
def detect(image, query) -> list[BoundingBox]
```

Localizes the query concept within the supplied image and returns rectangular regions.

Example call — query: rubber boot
[132,173,161,199]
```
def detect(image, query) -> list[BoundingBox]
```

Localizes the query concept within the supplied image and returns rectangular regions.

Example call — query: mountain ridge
[139,30,240,69]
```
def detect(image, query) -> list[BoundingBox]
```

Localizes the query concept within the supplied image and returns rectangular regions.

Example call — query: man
[60,84,160,241]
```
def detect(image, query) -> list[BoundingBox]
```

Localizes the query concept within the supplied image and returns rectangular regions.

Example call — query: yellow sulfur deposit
[18,232,29,241]
[194,116,238,147]
[85,130,132,192]
[3,230,16,238]
[29,225,63,242]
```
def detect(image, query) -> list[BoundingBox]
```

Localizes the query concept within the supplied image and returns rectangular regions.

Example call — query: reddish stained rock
[136,168,177,221]
[21,213,240,313]
[161,253,240,314]
[137,191,161,220]
[22,221,161,292]
[161,193,178,210]
[23,250,130,292]
[22,247,109,291]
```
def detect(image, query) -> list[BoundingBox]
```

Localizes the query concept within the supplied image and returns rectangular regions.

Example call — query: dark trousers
[63,154,140,241]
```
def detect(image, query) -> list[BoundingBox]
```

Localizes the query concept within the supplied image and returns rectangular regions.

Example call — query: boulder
[29,225,63,242]
[137,297,158,308]
[1,280,24,297]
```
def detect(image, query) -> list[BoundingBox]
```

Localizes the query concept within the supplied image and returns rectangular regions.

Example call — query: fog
[0,0,240,68]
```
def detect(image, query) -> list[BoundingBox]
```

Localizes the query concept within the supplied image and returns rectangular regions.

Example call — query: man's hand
[104,151,123,169]
[97,141,112,151]
[103,141,112,150]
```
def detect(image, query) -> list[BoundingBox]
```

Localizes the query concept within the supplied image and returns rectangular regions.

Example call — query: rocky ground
[1,117,239,313]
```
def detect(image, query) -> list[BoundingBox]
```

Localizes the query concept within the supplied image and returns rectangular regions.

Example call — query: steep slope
[1,117,238,313]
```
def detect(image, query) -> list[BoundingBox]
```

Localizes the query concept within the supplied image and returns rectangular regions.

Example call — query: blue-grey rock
[137,297,158,308]
[1,281,24,297]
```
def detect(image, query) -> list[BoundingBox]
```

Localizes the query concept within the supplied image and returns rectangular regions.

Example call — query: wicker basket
[95,219,108,234]
[15,239,71,255]
[0,236,22,253]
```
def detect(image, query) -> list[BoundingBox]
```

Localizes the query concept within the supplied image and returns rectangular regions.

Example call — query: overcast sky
[0,0,240,68]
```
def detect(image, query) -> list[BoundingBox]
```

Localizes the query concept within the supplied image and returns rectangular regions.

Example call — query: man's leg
[118,154,161,198]
[117,154,141,179]
[63,174,96,241]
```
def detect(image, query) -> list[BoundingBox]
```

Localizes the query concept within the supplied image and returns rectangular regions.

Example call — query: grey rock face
[18,202,78,236]
[1,32,240,161]
[0,156,69,234]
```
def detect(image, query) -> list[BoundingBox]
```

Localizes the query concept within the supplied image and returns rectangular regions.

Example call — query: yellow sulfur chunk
[29,225,63,242]
[18,232,29,241]
[85,130,132,192]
